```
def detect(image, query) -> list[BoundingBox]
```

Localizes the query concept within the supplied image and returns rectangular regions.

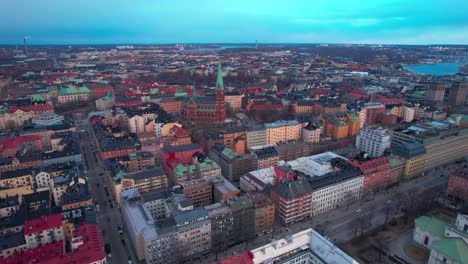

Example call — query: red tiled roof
[349,156,390,174]
[24,214,62,235]
[218,251,254,264]
[0,135,41,150]
[171,126,189,137]
[8,104,53,114]
[3,241,64,264]
[5,223,105,264]
[374,97,408,105]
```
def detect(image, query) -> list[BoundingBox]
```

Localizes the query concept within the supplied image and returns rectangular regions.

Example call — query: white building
[311,173,364,215]
[286,151,342,177]
[24,214,65,249]
[251,228,359,264]
[240,166,277,192]
[120,189,178,264]
[427,210,468,264]
[31,112,64,127]
[355,126,391,158]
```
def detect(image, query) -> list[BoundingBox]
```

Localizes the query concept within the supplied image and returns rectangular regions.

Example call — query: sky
[1,0,468,45]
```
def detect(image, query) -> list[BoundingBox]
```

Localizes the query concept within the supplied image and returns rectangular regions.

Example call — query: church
[182,62,226,123]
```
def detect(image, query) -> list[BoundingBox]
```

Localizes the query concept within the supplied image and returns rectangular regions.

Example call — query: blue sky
[1,0,468,44]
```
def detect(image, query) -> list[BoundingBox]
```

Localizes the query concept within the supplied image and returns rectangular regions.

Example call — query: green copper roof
[58,86,91,96]
[431,238,468,264]
[387,155,403,168]
[216,62,224,91]
[414,216,447,237]
[31,95,45,102]
[221,148,240,161]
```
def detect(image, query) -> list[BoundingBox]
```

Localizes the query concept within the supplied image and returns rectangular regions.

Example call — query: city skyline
[1,0,468,45]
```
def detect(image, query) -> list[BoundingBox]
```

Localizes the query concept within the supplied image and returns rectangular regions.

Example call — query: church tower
[215,62,225,102]
[215,62,226,122]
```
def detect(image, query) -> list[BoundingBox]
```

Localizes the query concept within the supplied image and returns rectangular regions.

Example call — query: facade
[446,169,468,202]
[355,125,391,158]
[228,196,255,244]
[208,144,257,182]
[265,120,302,144]
[181,178,213,206]
[302,122,321,143]
[391,121,468,176]
[270,180,313,225]
[428,82,447,102]
[251,146,279,169]
[448,81,467,106]
[245,191,275,236]
[250,228,358,264]
[24,214,65,249]
[247,125,267,149]
[31,112,64,127]
[223,127,247,154]
[364,102,385,124]
[57,86,91,104]
[98,134,141,160]
[322,112,361,140]
[114,167,168,201]
[167,194,212,261]
[0,104,54,129]
[181,63,226,123]
[120,189,178,264]
[413,216,447,249]
[309,159,363,215]
[128,151,156,172]
[205,202,233,252]
[349,156,391,192]
[224,92,244,110]
[95,91,115,110]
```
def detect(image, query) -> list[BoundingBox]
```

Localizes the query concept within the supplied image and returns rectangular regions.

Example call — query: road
[75,114,135,264]
[205,162,456,262]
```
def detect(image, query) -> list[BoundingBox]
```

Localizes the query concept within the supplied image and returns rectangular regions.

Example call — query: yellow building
[265,120,302,144]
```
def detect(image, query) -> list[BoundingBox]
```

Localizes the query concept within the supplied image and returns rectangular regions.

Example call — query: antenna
[23,36,30,56]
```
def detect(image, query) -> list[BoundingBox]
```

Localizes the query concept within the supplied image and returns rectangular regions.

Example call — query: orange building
[245,191,275,236]
[322,112,361,140]
[223,127,246,154]
[167,125,191,146]
[160,97,183,114]
[225,92,244,110]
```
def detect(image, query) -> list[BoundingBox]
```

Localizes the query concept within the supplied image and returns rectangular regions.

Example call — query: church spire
[192,81,197,96]
[216,62,224,91]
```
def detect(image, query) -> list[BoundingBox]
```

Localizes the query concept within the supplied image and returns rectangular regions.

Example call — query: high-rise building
[448,81,467,106]
[355,126,391,158]
[428,82,447,102]
[270,180,313,225]
[364,102,385,124]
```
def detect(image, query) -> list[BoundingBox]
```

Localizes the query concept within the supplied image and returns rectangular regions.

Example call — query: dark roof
[0,196,20,208]
[125,166,166,181]
[0,231,25,250]
[308,159,362,190]
[271,180,313,199]
[253,146,279,159]
[99,134,141,152]
[162,143,202,154]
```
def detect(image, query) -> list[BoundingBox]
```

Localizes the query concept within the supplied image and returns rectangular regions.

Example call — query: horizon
[2,0,468,45]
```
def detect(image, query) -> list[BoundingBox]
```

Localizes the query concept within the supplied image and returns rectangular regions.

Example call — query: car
[121,239,126,245]
[355,208,362,213]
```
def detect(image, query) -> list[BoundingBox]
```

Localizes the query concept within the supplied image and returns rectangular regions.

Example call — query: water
[403,62,467,75]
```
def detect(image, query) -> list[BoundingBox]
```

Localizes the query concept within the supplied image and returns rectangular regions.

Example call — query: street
[204,162,454,262]
[76,114,135,264]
